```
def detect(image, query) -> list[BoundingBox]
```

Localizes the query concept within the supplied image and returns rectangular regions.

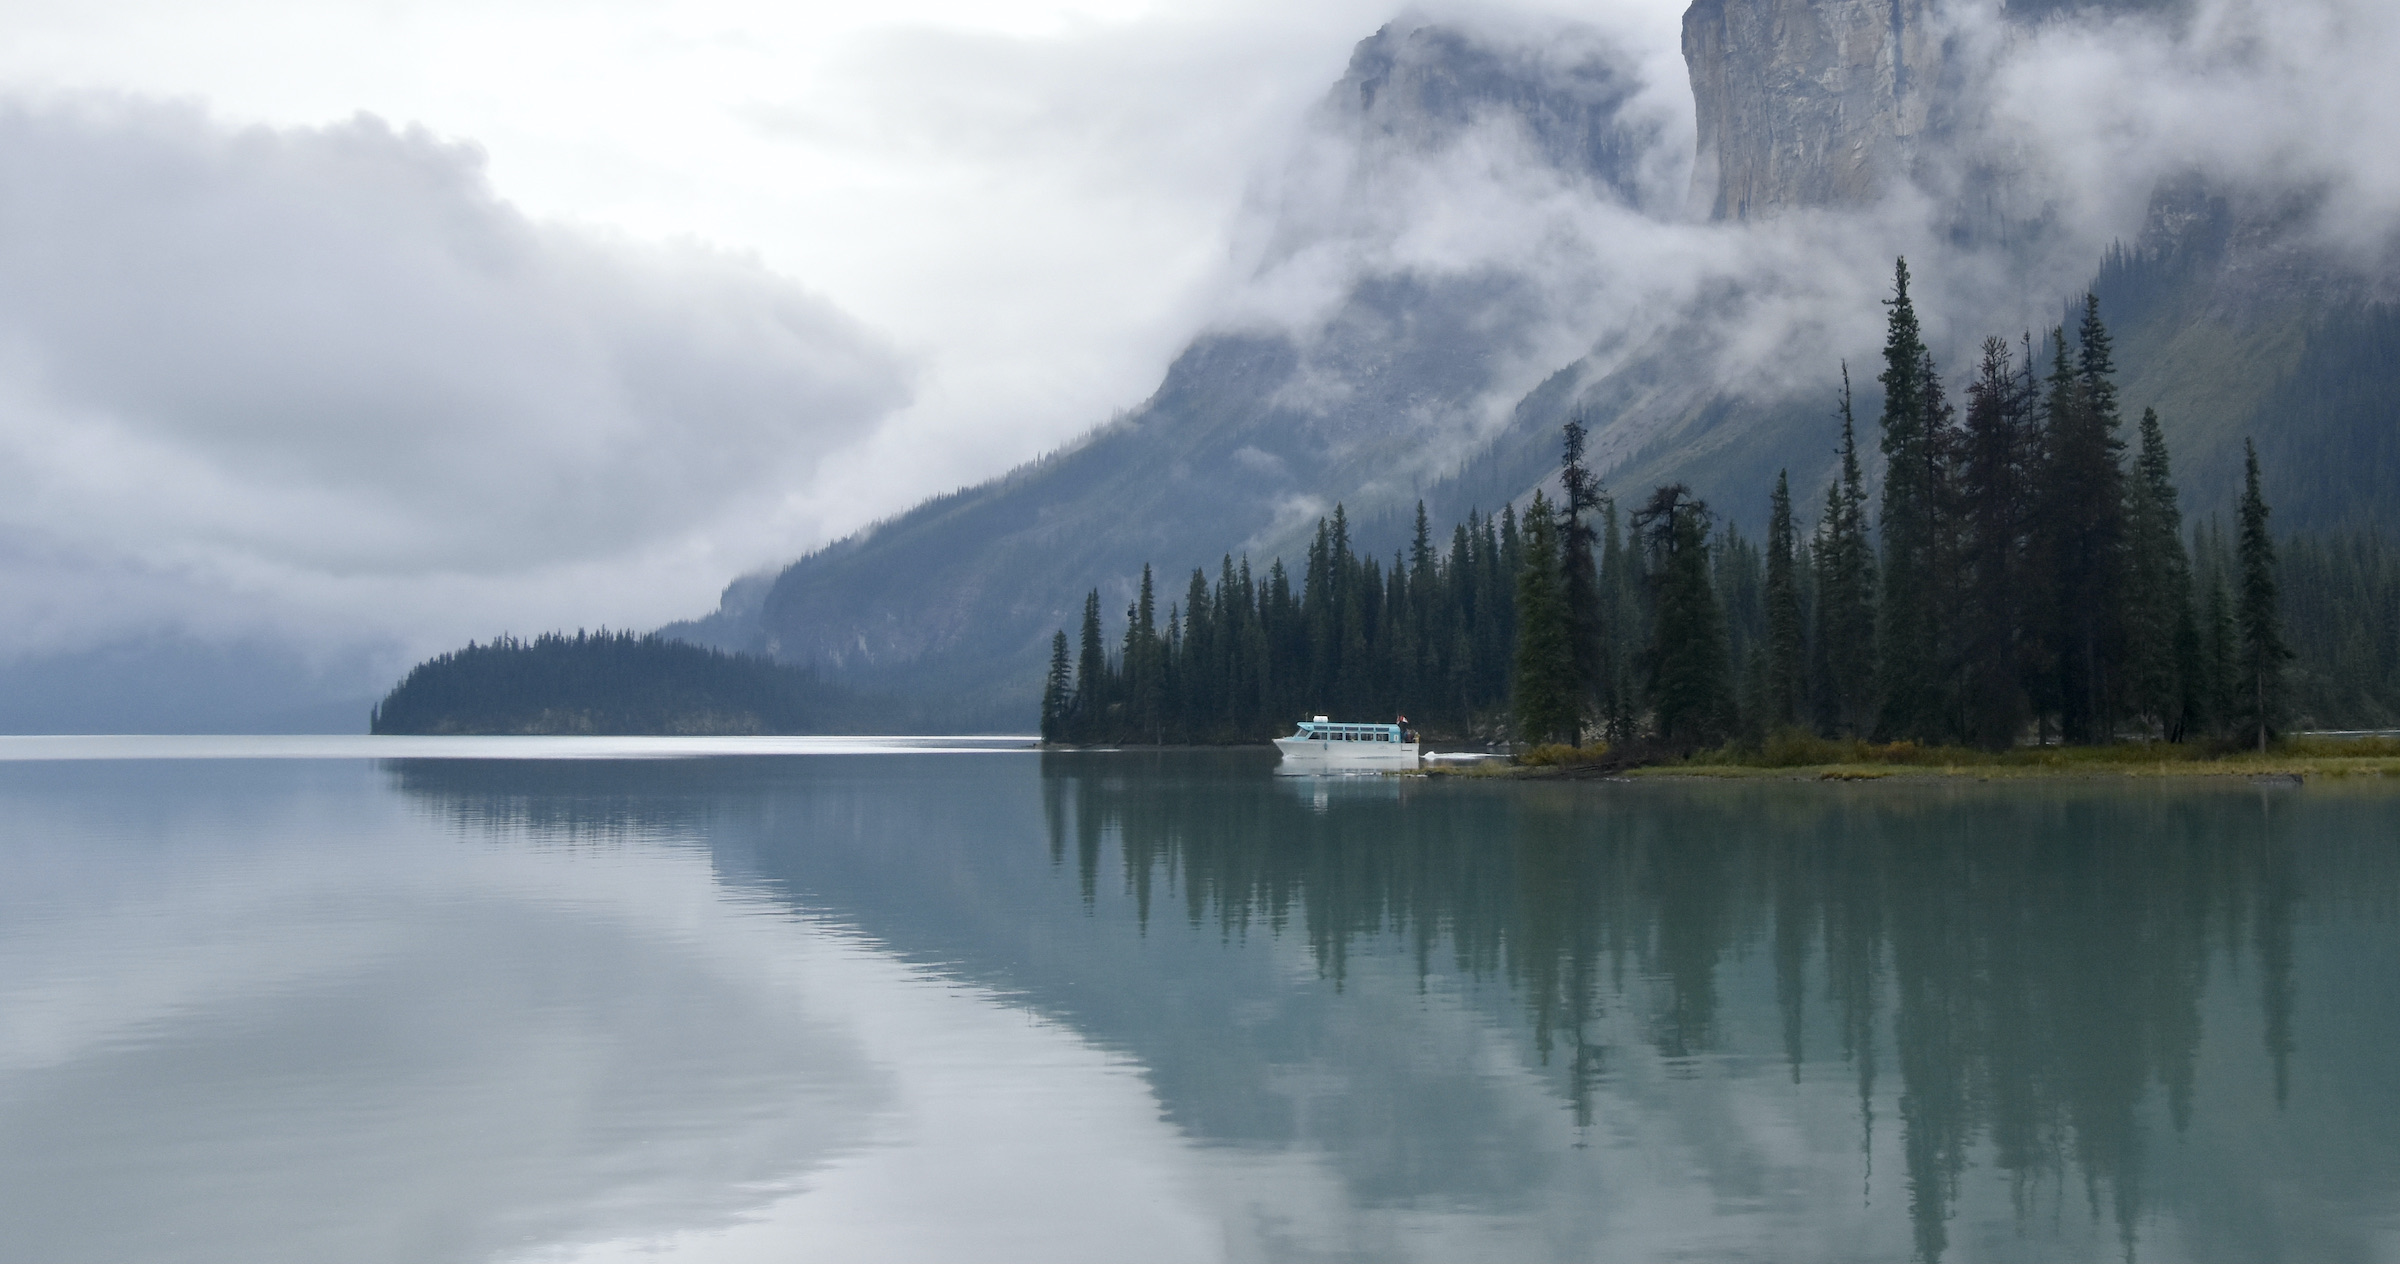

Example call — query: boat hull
[1272,737,1420,775]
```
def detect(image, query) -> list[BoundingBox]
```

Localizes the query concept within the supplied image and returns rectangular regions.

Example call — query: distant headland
[369,631,891,736]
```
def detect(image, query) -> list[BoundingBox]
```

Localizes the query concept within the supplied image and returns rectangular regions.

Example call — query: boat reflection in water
[1270,715,1420,774]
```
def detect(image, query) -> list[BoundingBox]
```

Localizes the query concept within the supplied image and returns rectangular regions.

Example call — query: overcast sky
[0,0,2389,694]
[0,0,1692,673]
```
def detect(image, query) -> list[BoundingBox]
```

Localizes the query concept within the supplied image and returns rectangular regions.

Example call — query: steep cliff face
[1681,0,2186,221]
[1682,0,1947,219]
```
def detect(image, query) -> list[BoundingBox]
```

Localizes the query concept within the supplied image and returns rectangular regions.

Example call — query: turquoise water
[2,740,2395,1262]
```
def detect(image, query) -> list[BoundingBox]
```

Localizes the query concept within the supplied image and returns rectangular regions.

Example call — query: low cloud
[1191,0,2400,510]
[4,0,2395,714]
[0,97,911,664]
[1986,0,2400,268]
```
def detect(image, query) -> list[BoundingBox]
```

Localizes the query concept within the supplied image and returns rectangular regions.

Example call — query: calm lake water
[4,740,2398,1263]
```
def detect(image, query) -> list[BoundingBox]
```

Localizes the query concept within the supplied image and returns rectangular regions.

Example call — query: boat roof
[1294,719,1403,732]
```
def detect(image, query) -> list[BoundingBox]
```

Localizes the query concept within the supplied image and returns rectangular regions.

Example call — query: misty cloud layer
[1187,0,2400,516]
[1,0,2396,723]
[0,98,909,666]
[1989,0,2400,267]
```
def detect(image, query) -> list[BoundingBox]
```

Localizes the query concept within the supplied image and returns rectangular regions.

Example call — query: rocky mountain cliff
[1683,0,1948,220]
[1681,0,2180,221]
[671,0,2399,728]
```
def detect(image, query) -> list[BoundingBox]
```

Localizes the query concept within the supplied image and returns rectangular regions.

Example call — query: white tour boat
[1272,716,1420,774]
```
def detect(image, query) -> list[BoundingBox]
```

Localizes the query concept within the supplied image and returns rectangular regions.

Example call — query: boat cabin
[1290,716,1407,744]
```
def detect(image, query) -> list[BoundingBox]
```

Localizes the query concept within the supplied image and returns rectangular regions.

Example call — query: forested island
[1045,260,2387,758]
[370,631,883,735]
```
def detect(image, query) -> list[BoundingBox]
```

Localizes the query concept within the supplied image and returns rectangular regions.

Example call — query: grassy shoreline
[1422,735,2400,782]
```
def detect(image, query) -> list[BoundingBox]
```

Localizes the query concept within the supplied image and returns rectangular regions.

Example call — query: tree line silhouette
[371,630,882,735]
[1046,260,2342,751]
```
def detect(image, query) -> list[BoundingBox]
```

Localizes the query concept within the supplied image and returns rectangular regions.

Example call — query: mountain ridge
[668,0,2400,729]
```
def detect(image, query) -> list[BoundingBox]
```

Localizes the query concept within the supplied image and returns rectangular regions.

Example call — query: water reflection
[366,752,2400,1262]
[1037,756,2387,1263]
[0,759,890,1264]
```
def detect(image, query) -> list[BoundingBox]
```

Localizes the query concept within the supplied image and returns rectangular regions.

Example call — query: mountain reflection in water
[378,751,2400,1263]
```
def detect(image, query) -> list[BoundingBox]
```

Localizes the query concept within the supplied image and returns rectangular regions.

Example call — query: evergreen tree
[2235,440,2291,751]
[1447,517,1481,727]
[2035,301,2129,743]
[1957,335,2038,749]
[1764,471,1806,729]
[1715,522,1767,739]
[1181,567,1215,738]
[1041,630,1071,741]
[1407,502,1438,708]
[1074,589,1106,741]
[1559,416,1606,726]
[1599,499,1644,744]
[2276,532,2400,729]
[1303,516,1340,709]
[1124,564,1163,741]
[1264,558,1299,722]
[1814,368,1880,737]
[1513,491,1582,745]
[1873,257,1959,742]
[1637,484,1732,750]
[2123,407,2199,740]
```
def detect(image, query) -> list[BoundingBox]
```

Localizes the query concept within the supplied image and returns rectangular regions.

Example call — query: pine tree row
[1743,261,2291,751]
[1043,503,1525,743]
[1046,259,2307,752]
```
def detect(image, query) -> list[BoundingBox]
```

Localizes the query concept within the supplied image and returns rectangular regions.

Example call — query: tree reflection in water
[1042,755,2332,1263]
[382,753,2392,1263]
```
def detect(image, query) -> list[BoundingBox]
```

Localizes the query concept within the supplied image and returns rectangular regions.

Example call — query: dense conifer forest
[372,631,882,735]
[1046,260,2395,751]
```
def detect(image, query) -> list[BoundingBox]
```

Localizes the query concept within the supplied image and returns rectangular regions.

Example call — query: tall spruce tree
[1599,500,1643,744]
[1637,484,1732,750]
[1559,416,1605,726]
[1407,502,1438,707]
[1958,335,2038,749]
[2235,440,2291,752]
[2123,407,2199,740]
[1512,491,1582,745]
[2036,301,2129,743]
[1180,567,1215,738]
[1873,257,1958,742]
[1814,368,1880,736]
[1716,523,1768,739]
[1041,630,1071,742]
[1074,589,1106,740]
[1764,471,1806,729]
[1124,564,1163,741]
